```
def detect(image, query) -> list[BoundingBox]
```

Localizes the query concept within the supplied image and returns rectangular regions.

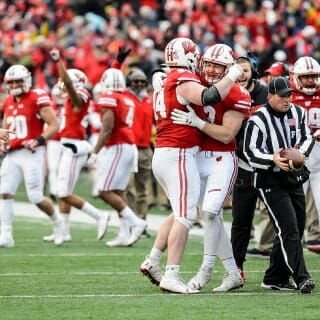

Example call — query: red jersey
[59,87,91,140]
[201,83,251,151]
[291,81,320,132]
[96,91,135,146]
[50,102,62,141]
[154,69,204,148]
[124,90,154,147]
[88,101,102,136]
[2,89,53,150]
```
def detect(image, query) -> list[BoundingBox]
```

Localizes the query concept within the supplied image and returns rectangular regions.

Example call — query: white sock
[120,206,140,227]
[149,247,163,263]
[118,217,130,238]
[202,212,221,258]
[81,202,101,220]
[165,265,180,277]
[221,257,238,273]
[201,254,216,270]
[49,211,60,223]
[60,212,71,235]
[217,226,238,273]
[0,199,14,234]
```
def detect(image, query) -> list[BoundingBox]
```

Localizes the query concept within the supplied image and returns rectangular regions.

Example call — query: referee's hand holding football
[273,149,289,171]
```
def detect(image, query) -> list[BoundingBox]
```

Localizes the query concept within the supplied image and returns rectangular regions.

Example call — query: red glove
[23,139,39,153]
[22,136,45,153]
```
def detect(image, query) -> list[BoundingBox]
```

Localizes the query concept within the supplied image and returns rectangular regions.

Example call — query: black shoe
[192,221,203,229]
[304,240,320,246]
[261,281,297,291]
[299,279,315,294]
[141,229,151,238]
[247,248,270,258]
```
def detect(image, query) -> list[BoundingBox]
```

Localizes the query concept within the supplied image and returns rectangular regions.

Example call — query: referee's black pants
[259,184,310,286]
[231,168,260,269]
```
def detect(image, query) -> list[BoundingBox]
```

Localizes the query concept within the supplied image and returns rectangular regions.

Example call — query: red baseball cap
[265,62,285,76]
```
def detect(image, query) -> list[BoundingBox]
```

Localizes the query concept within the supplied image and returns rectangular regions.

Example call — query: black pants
[259,184,310,285]
[231,168,260,269]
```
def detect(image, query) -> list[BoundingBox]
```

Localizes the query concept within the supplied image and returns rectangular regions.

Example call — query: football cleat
[213,271,244,292]
[140,256,163,286]
[238,267,247,282]
[160,274,200,294]
[43,233,72,242]
[306,244,320,254]
[105,235,129,247]
[127,219,147,246]
[187,266,213,290]
[97,212,110,240]
[0,233,15,248]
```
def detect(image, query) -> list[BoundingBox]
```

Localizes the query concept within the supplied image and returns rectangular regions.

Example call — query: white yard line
[0,292,319,298]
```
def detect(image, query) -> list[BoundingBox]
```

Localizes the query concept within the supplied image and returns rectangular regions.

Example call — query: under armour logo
[265,189,271,193]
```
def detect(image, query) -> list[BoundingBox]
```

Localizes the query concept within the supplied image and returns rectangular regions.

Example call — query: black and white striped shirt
[243,103,314,172]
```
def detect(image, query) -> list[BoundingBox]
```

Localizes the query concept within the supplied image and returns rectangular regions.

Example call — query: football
[280,148,304,170]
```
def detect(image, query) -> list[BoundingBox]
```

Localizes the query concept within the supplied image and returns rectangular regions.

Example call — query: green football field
[0,216,319,320]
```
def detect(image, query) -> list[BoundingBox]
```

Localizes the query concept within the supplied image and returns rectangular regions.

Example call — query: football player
[0,64,63,247]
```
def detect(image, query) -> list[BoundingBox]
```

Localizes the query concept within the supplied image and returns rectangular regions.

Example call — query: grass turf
[0,217,319,320]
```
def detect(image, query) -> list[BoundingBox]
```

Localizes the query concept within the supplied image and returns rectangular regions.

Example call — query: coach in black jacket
[244,77,315,294]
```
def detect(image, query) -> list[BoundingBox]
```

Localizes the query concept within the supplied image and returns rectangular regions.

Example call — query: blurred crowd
[0,0,320,97]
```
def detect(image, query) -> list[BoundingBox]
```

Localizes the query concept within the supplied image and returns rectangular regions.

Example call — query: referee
[243,76,315,294]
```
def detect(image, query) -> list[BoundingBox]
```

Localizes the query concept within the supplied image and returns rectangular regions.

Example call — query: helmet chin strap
[10,88,24,96]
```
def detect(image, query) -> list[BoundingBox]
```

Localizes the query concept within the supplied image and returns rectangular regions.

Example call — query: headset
[236,51,260,79]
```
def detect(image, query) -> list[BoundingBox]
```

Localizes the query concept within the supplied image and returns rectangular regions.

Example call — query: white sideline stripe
[0,250,317,257]
[0,252,219,257]
[0,270,319,276]
[12,202,243,239]
[0,292,319,299]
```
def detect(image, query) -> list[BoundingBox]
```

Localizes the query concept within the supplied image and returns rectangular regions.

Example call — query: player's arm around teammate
[140,38,244,294]
[171,44,249,292]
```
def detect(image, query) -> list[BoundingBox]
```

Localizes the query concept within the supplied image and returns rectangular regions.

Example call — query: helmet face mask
[92,82,103,100]
[165,37,200,73]
[200,44,235,85]
[51,83,67,105]
[66,69,88,89]
[101,68,126,92]
[292,57,320,95]
[4,65,32,96]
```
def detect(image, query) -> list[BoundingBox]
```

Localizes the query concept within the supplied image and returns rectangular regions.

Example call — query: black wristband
[36,136,46,144]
